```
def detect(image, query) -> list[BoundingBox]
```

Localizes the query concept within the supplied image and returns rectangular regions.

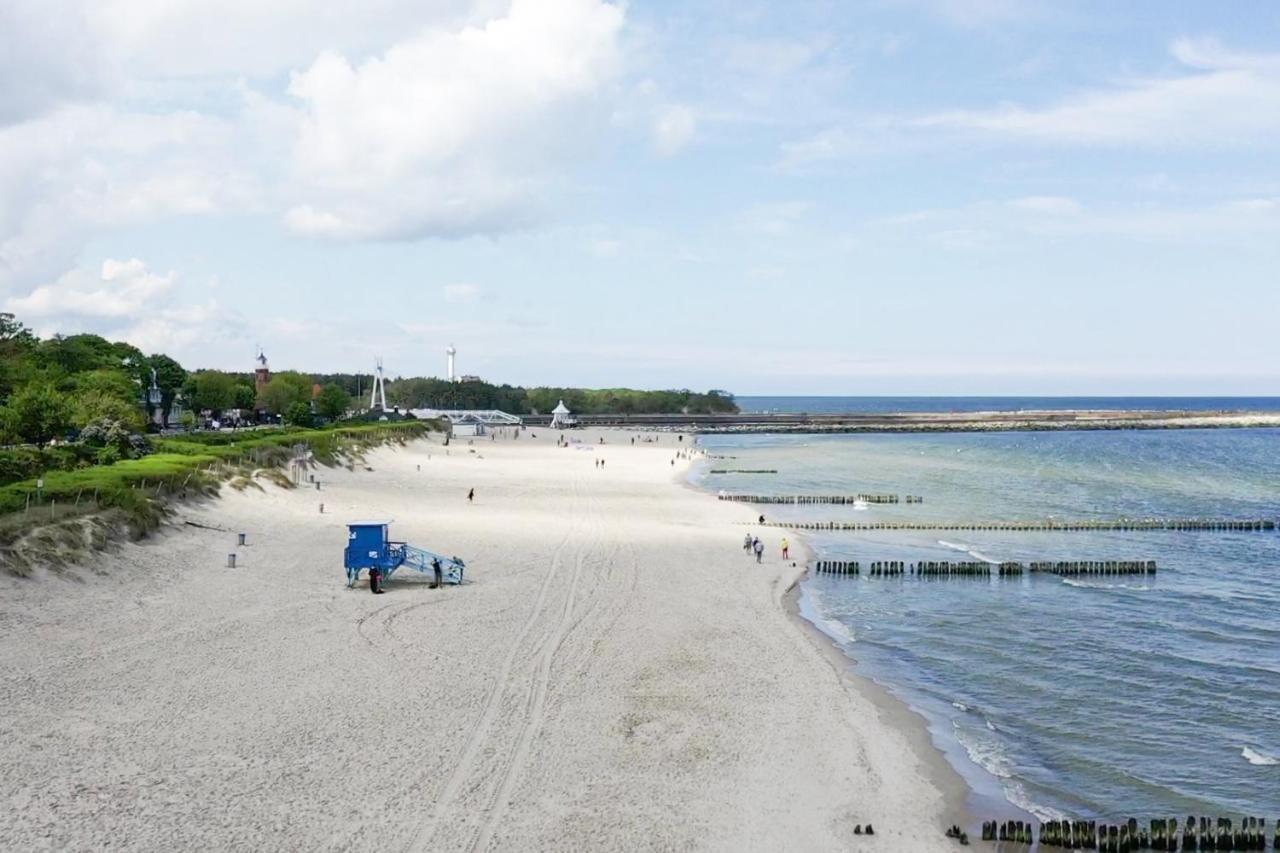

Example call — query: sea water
[694,427,1280,820]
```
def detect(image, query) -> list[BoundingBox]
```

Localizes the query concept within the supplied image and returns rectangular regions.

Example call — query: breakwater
[708,469,777,474]
[763,519,1275,532]
[719,493,923,504]
[527,408,1280,434]
[979,815,1275,850]
[814,560,1157,577]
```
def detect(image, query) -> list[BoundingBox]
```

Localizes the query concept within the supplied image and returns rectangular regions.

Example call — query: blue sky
[3,0,1279,394]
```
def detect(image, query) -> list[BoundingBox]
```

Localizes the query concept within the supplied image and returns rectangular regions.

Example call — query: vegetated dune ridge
[0,428,962,852]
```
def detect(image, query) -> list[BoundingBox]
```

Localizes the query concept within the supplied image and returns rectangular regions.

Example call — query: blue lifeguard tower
[344,520,466,587]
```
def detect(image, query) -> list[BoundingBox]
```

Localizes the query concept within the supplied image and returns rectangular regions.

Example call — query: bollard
[227,553,236,568]
[238,532,246,546]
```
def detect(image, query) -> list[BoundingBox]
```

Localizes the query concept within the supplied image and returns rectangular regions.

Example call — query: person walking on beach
[467,488,474,503]
[369,566,384,594]
[781,538,790,560]
[431,557,443,589]
[743,533,753,551]
[753,538,764,563]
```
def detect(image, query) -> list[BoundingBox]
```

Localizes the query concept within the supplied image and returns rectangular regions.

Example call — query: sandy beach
[0,428,964,852]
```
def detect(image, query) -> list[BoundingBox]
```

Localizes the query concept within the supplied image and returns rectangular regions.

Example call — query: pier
[762,518,1275,532]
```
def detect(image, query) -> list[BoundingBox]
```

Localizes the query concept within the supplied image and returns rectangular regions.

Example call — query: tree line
[322,375,737,416]
[0,310,736,452]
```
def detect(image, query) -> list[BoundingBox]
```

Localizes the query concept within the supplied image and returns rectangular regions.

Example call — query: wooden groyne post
[767,518,1274,533]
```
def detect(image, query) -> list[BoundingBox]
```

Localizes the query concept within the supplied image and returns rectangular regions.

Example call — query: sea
[692,398,1280,823]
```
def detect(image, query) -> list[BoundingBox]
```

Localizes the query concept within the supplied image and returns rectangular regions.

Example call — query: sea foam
[1241,746,1278,766]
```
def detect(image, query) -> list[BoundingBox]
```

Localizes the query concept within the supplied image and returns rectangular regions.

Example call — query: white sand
[0,429,962,851]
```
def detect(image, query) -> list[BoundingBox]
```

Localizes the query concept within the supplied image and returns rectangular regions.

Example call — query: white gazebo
[550,400,574,429]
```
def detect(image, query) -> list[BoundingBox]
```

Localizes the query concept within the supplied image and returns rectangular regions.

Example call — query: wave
[937,539,1001,565]
[1242,746,1279,766]
[818,618,857,646]
[1061,578,1152,591]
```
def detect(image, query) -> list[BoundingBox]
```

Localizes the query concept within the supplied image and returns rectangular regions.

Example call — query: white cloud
[914,39,1280,146]
[877,196,1280,248]
[7,258,174,319]
[738,201,812,235]
[284,0,625,240]
[443,283,483,303]
[1008,196,1082,215]
[591,238,622,258]
[4,258,247,358]
[0,104,258,289]
[652,104,697,156]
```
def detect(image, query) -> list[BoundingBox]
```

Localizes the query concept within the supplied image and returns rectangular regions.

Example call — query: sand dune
[0,429,961,851]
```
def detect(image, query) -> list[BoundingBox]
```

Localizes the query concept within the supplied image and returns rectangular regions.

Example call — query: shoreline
[681,460,1011,840]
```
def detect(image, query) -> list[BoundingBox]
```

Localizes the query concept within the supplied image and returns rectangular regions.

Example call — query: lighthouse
[254,348,270,397]
[446,344,457,382]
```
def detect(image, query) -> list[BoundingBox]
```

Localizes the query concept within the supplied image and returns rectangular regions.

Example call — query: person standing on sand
[369,566,384,594]
[431,557,443,589]
[754,539,764,563]
[781,538,790,559]
[467,488,474,503]
[743,534,753,551]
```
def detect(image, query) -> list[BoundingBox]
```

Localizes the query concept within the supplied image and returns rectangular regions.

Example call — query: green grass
[0,420,435,518]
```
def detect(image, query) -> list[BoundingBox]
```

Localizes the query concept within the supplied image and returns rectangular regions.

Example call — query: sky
[2,0,1280,396]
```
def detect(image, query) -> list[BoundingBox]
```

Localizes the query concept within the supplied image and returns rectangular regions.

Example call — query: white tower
[370,357,388,412]
[446,344,457,382]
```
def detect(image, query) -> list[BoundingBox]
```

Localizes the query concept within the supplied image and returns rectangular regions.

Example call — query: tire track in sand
[405,475,584,853]
[466,476,606,853]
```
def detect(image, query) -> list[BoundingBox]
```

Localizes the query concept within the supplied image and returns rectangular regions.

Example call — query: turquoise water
[695,429,1280,821]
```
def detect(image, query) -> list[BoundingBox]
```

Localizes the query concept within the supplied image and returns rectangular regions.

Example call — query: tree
[0,313,37,403]
[315,384,350,421]
[74,391,146,432]
[233,383,256,410]
[146,354,187,426]
[186,370,237,413]
[1,384,74,447]
[258,371,312,414]
[284,401,313,428]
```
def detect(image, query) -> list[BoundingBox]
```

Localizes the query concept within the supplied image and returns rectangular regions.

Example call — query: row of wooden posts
[709,469,778,474]
[764,519,1276,532]
[814,560,1157,577]
[982,816,1275,851]
[718,493,923,504]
